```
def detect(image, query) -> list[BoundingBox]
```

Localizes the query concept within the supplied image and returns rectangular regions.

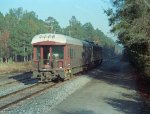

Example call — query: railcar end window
[52,46,64,59]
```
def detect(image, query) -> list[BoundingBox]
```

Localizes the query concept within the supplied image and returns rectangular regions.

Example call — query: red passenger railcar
[31,33,102,82]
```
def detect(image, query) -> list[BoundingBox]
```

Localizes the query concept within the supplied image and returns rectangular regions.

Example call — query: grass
[0,62,32,74]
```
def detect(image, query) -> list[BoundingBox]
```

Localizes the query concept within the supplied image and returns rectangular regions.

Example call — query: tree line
[105,0,150,77]
[0,7,119,63]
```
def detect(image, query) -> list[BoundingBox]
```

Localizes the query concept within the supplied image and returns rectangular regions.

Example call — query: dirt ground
[50,60,146,114]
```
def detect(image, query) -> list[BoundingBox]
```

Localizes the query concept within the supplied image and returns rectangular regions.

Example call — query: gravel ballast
[2,74,93,114]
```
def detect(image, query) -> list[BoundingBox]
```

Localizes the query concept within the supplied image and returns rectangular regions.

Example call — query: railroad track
[0,74,78,111]
[0,82,57,111]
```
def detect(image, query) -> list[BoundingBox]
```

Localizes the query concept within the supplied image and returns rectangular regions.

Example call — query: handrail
[33,59,64,69]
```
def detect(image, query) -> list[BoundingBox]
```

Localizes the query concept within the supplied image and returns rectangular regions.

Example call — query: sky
[0,0,116,41]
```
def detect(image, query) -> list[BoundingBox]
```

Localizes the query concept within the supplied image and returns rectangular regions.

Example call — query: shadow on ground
[86,60,143,114]
[59,109,96,114]
[87,60,137,91]
[137,77,150,114]
[104,97,142,114]
[9,72,38,85]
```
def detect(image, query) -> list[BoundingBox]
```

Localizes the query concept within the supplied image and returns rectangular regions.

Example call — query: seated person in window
[46,52,51,65]
[48,52,50,60]
[53,53,59,60]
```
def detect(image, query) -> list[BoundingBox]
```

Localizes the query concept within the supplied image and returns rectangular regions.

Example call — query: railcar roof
[31,33,90,46]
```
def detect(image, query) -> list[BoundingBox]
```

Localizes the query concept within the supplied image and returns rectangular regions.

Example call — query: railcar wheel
[55,75,64,82]
[60,77,65,82]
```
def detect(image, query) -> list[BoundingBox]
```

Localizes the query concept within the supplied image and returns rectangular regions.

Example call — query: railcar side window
[52,46,64,59]
[74,48,75,57]
[70,48,73,58]
[68,48,70,57]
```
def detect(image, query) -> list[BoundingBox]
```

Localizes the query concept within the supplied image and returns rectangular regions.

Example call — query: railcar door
[43,46,50,65]
[51,46,64,68]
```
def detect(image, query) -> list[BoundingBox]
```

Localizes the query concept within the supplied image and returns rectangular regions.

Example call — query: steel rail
[0,83,39,99]
[0,72,79,111]
[0,83,56,110]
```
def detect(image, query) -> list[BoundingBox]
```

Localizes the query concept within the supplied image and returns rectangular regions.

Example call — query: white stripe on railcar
[31,33,90,46]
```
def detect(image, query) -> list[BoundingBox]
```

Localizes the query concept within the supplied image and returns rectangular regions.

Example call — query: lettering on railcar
[39,34,55,39]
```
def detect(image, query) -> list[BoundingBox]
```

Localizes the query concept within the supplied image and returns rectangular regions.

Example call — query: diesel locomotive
[31,33,102,82]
